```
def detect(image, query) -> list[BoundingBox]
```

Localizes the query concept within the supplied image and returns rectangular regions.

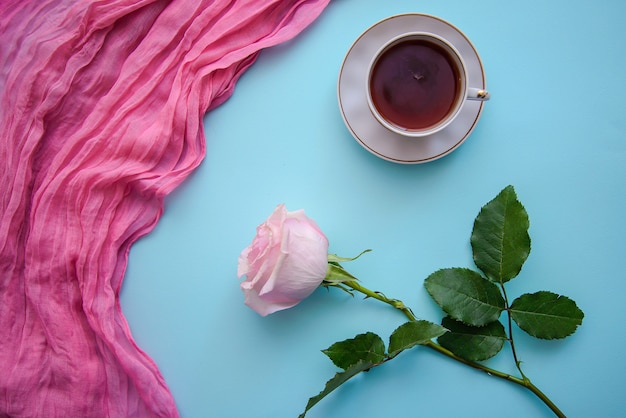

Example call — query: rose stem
[341,279,566,418]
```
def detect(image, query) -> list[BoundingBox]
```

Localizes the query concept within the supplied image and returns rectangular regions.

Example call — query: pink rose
[238,204,329,316]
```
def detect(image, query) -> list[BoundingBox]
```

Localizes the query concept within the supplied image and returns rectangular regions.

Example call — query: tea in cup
[367,32,489,137]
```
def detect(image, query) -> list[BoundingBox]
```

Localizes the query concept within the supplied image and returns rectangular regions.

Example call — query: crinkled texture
[0,0,329,416]
[239,204,329,316]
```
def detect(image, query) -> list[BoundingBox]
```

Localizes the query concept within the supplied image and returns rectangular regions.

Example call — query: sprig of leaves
[425,186,584,365]
[299,322,446,418]
[301,185,584,418]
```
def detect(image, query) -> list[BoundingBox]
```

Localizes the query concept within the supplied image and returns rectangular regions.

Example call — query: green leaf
[424,268,505,326]
[324,251,372,288]
[299,359,375,418]
[471,185,531,284]
[327,250,371,264]
[323,263,359,285]
[437,316,507,361]
[510,291,584,339]
[388,320,448,357]
[322,332,386,370]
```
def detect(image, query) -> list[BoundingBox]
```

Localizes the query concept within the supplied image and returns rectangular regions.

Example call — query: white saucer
[337,14,487,164]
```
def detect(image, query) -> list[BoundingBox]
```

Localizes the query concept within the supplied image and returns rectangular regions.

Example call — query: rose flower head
[238,204,329,316]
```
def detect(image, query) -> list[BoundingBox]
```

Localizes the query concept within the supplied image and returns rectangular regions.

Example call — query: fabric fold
[0,0,329,416]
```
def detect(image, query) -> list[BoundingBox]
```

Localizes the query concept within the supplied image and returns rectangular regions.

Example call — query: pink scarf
[0,0,329,416]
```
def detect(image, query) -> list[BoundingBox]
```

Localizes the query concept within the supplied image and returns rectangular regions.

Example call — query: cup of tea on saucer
[338,14,490,163]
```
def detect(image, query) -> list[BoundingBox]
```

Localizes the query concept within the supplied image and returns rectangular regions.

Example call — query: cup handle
[467,87,490,101]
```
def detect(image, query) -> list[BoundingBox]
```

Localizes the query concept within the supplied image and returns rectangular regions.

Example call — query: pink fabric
[0,0,329,416]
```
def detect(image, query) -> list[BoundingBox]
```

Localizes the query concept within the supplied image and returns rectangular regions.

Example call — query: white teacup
[367,32,489,137]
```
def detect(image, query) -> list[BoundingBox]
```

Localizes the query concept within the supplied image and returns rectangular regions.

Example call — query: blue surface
[120,1,626,417]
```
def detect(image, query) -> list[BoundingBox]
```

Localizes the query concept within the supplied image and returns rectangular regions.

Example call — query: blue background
[120,1,626,417]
